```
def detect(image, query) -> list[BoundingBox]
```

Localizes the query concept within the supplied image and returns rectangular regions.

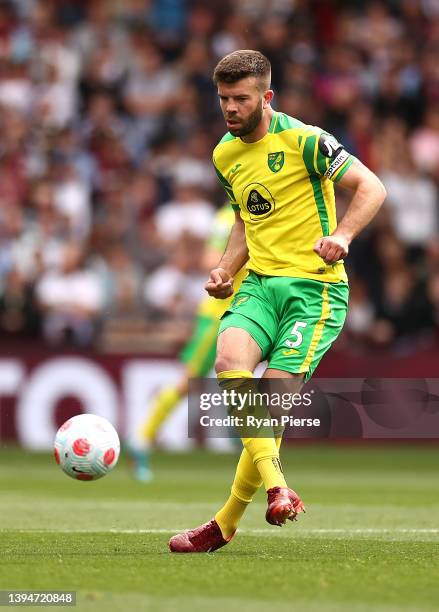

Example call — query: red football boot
[169,519,235,553]
[265,487,305,526]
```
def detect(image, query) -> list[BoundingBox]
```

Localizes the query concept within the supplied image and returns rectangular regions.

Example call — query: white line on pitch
[4,528,439,535]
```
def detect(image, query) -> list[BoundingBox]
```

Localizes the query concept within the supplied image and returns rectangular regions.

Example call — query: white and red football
[54,414,120,481]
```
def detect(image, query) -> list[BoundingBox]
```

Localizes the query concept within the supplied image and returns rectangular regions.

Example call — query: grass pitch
[1,445,439,611]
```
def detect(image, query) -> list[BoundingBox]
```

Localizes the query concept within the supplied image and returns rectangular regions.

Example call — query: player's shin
[217,371,287,491]
[215,446,261,538]
[215,434,283,539]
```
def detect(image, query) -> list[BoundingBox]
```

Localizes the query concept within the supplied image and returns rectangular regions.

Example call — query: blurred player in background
[128,204,247,481]
[169,50,387,553]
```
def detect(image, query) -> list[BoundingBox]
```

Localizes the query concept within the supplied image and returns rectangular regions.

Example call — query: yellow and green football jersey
[212,111,354,283]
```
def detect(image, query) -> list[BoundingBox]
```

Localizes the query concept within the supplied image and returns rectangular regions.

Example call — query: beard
[227,100,264,137]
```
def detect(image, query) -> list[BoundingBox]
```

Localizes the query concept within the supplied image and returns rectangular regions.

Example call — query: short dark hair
[213,50,271,91]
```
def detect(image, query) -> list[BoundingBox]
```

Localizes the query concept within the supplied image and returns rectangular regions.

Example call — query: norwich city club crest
[267,151,284,173]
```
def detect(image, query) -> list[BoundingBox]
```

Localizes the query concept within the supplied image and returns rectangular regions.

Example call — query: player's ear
[263,89,274,108]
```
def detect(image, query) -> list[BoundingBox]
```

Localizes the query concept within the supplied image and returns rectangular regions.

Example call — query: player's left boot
[266,486,305,526]
[169,519,235,553]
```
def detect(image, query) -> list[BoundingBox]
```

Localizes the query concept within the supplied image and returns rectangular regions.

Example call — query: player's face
[218,78,268,137]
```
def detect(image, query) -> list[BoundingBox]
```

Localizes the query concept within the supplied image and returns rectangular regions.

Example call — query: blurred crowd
[0,0,438,354]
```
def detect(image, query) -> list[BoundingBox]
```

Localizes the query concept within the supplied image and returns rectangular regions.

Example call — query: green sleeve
[300,129,354,182]
[212,158,239,211]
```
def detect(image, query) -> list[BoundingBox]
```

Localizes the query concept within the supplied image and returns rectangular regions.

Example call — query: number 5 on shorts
[285,321,307,348]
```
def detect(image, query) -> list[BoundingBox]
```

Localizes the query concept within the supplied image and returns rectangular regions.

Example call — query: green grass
[1,445,439,611]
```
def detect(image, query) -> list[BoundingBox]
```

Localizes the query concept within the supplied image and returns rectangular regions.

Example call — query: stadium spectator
[410,105,439,177]
[101,240,143,320]
[380,152,438,249]
[155,181,215,244]
[36,241,104,347]
[0,266,40,340]
[123,40,180,151]
[368,232,434,346]
[143,237,206,320]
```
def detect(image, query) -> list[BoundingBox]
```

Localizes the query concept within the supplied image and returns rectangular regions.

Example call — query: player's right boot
[169,519,235,553]
[265,487,305,526]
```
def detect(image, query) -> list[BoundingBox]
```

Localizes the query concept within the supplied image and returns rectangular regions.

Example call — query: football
[54,414,120,481]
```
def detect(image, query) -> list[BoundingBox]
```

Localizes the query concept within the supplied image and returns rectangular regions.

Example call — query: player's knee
[214,355,229,374]
[215,354,240,375]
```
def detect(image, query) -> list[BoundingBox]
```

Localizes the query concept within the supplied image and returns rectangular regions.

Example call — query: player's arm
[202,246,222,273]
[314,159,387,265]
[205,212,248,299]
[201,212,233,272]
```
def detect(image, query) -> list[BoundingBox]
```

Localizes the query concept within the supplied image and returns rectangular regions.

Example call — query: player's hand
[205,267,234,299]
[313,234,349,264]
